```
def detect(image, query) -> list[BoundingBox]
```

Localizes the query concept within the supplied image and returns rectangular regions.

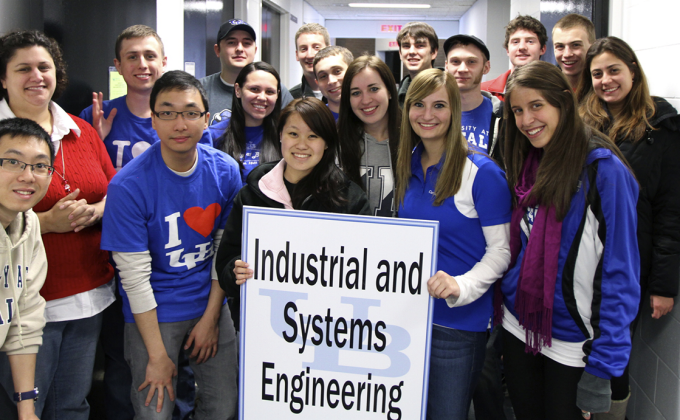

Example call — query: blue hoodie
[501,147,640,379]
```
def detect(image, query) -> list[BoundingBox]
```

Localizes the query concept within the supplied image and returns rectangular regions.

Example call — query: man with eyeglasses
[200,19,294,125]
[0,118,53,420]
[80,24,210,420]
[101,71,241,419]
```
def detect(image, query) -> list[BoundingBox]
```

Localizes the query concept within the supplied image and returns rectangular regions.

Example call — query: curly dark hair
[503,15,548,50]
[0,30,68,101]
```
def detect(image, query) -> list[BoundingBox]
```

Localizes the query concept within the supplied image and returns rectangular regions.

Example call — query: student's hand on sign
[92,91,117,140]
[185,315,219,364]
[427,271,461,300]
[138,354,176,413]
[234,260,254,285]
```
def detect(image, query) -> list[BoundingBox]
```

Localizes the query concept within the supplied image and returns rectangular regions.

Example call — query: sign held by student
[239,207,438,419]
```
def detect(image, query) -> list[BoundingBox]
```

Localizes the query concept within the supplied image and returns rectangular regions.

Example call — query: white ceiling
[305,0,476,20]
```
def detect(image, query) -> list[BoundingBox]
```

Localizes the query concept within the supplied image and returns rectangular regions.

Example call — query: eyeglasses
[0,158,54,177]
[153,111,207,121]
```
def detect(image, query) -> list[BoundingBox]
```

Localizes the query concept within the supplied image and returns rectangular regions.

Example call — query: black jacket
[289,75,326,102]
[215,161,370,329]
[481,90,505,166]
[616,97,680,297]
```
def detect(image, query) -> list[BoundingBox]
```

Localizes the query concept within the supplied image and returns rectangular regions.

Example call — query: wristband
[13,387,39,402]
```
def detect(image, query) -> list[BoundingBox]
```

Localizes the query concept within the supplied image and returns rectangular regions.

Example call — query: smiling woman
[338,55,401,217]
[216,97,370,330]
[500,61,640,420]
[577,36,680,418]
[0,30,117,420]
[216,61,282,184]
[396,68,512,420]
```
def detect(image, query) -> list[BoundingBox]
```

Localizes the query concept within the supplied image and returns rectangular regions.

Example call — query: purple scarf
[499,148,563,354]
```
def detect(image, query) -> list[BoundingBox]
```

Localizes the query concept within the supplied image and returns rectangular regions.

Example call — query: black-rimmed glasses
[0,158,54,176]
[154,111,207,121]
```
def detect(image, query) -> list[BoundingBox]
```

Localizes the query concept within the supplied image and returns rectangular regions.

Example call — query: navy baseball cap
[444,34,490,61]
[217,19,256,43]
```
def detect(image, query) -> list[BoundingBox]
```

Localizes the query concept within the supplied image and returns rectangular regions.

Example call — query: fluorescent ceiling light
[348,3,431,8]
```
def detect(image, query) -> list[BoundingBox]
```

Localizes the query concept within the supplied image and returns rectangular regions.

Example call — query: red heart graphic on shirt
[183,203,222,237]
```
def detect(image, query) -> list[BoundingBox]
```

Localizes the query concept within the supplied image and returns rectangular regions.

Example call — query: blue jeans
[100,283,193,420]
[100,293,135,420]
[472,325,507,420]
[426,325,487,420]
[0,313,104,420]
[124,304,237,420]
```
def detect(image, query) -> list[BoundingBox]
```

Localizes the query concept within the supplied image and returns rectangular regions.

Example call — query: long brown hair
[218,62,282,167]
[337,55,401,187]
[505,61,624,220]
[577,37,655,143]
[395,69,468,206]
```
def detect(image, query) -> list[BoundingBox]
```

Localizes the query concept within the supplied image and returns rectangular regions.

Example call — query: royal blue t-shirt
[326,104,339,122]
[399,144,511,331]
[80,95,213,170]
[461,96,493,151]
[101,142,241,323]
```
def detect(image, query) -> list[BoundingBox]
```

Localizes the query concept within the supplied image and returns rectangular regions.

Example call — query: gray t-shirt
[360,132,394,217]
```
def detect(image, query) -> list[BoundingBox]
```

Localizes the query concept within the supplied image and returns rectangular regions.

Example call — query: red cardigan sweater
[33,115,117,301]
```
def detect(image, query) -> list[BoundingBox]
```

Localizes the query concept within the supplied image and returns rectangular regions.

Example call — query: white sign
[239,207,438,419]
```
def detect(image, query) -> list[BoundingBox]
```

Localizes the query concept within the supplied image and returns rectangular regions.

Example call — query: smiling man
[397,22,439,108]
[481,15,547,101]
[553,14,595,90]
[0,118,51,420]
[313,46,353,120]
[80,25,168,171]
[444,35,503,158]
[80,25,190,420]
[200,20,293,125]
[290,23,330,100]
[102,71,241,420]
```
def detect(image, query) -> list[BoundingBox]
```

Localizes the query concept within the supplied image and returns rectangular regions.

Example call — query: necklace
[54,141,71,193]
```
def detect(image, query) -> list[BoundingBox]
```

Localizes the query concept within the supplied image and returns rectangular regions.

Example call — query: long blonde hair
[395,68,468,206]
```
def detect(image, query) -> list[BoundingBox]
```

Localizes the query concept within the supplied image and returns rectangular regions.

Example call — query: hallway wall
[611,4,680,419]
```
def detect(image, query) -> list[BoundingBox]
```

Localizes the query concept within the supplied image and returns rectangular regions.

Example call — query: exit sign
[381,24,402,33]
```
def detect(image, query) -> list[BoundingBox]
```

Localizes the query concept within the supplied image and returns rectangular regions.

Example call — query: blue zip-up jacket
[501,147,640,379]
